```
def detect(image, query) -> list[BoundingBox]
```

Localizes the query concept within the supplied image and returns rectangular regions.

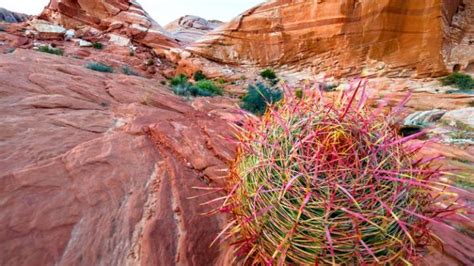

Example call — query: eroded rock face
[165,15,223,45]
[40,0,178,50]
[0,49,237,265]
[188,0,471,77]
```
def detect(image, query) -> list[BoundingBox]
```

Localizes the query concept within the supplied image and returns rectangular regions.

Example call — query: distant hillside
[0,7,30,23]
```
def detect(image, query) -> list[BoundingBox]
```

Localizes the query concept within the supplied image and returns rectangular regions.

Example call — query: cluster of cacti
[218,83,448,265]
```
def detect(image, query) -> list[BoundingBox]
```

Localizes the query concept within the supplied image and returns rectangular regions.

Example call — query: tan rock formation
[40,0,178,50]
[188,0,473,77]
[165,15,223,45]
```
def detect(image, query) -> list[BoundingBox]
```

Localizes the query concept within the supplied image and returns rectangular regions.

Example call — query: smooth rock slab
[0,49,236,265]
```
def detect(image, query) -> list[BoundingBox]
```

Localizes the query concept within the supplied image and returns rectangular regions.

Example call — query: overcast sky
[0,0,263,25]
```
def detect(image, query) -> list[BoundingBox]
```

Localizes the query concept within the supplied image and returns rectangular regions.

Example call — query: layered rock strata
[189,0,473,77]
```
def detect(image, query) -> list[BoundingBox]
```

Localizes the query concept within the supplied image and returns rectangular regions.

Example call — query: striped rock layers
[188,0,472,77]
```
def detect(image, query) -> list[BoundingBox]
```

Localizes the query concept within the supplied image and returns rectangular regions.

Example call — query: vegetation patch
[260,68,277,80]
[241,82,283,115]
[442,72,474,91]
[170,74,223,97]
[86,62,114,73]
[146,59,154,66]
[193,70,207,81]
[38,45,64,56]
[92,42,103,50]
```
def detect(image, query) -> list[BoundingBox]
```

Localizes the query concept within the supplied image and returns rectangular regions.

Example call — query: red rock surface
[0,49,238,265]
[188,0,473,77]
[40,0,178,50]
[0,1,473,265]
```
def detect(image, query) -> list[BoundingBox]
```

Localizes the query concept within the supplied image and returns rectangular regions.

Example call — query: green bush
[86,62,114,73]
[92,42,103,50]
[193,80,223,96]
[260,68,277,80]
[193,70,207,81]
[170,74,189,87]
[38,45,64,56]
[146,59,154,66]
[442,72,474,90]
[170,75,223,97]
[241,82,283,115]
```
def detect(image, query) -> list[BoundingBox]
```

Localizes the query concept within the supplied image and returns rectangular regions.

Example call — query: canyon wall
[188,0,472,77]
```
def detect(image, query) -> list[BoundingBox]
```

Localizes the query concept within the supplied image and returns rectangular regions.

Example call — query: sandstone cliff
[40,0,178,50]
[188,0,473,77]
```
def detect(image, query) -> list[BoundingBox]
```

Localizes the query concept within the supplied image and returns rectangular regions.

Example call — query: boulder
[404,109,447,126]
[29,19,66,40]
[108,33,131,47]
[441,108,474,130]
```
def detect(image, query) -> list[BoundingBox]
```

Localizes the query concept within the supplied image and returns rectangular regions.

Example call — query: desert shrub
[193,70,207,81]
[92,42,103,50]
[193,79,223,96]
[122,66,139,76]
[38,45,63,56]
[241,82,283,115]
[216,86,449,265]
[216,78,227,84]
[260,68,277,80]
[170,75,222,97]
[86,62,114,73]
[170,74,189,87]
[442,72,474,90]
[295,88,303,99]
[146,59,154,66]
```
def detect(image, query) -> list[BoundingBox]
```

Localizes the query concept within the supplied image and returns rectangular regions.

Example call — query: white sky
[0,0,263,25]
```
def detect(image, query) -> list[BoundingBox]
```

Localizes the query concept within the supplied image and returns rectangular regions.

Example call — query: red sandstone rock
[0,49,239,265]
[40,0,178,50]
[188,0,473,77]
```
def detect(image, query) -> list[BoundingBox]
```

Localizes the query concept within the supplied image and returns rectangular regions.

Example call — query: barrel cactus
[219,84,447,265]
